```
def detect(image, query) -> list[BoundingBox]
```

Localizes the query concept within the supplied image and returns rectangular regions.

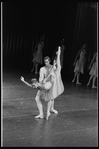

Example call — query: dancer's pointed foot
[35,115,44,119]
[76,82,81,85]
[50,109,58,114]
[92,86,97,88]
[46,112,51,120]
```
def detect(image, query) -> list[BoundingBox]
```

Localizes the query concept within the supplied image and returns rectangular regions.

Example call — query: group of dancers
[31,37,97,88]
[21,36,97,120]
[72,44,97,88]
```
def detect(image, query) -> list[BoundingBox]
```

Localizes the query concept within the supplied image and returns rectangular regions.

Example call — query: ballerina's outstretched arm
[21,76,46,90]
[20,76,32,87]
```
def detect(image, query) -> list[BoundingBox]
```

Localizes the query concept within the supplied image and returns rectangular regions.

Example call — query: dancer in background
[72,44,87,84]
[21,47,64,120]
[31,36,44,74]
[87,52,97,88]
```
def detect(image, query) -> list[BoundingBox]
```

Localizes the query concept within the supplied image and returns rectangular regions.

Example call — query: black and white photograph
[1,2,98,147]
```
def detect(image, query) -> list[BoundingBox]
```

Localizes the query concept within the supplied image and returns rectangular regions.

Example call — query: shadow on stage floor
[2,67,98,147]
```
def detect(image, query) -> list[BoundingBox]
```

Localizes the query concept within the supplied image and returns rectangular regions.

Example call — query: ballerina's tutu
[42,81,52,90]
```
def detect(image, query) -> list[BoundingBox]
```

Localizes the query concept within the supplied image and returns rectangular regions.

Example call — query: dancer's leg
[35,95,44,118]
[50,100,58,114]
[72,71,78,82]
[76,72,81,84]
[92,76,97,88]
[87,75,94,86]
[46,100,52,120]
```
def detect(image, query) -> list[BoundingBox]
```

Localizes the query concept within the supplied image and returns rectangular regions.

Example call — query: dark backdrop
[3,2,97,79]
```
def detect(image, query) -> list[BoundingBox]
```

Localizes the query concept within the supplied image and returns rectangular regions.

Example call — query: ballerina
[87,52,97,88]
[72,44,87,84]
[31,36,44,74]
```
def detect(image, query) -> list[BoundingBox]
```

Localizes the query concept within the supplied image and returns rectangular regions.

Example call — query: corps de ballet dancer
[72,44,87,84]
[31,36,44,74]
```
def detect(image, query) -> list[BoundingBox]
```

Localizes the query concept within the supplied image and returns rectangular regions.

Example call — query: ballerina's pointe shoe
[35,115,44,119]
[50,109,58,114]
[46,112,51,120]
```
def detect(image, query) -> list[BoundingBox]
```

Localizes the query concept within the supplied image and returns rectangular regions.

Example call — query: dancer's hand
[20,76,24,82]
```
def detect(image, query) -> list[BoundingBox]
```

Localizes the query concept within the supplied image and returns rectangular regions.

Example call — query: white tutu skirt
[74,58,86,74]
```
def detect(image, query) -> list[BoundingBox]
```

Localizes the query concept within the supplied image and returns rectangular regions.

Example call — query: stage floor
[2,69,98,147]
